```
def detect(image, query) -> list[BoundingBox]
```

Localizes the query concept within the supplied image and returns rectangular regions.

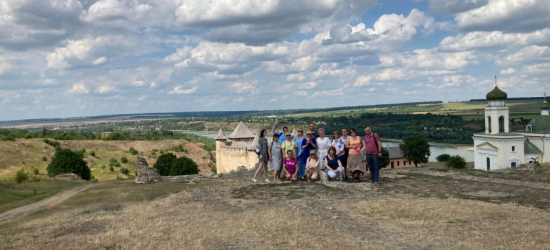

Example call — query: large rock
[319,170,328,181]
[202,153,211,159]
[135,157,162,184]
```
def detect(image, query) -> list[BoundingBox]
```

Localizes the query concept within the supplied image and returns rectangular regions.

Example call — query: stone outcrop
[135,157,162,183]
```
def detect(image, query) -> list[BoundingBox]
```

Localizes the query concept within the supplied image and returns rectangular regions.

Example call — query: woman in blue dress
[295,129,306,179]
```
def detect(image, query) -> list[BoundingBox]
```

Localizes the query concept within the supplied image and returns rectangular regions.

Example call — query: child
[283,150,298,182]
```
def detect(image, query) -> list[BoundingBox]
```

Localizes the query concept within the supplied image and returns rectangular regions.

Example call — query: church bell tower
[484,75,509,134]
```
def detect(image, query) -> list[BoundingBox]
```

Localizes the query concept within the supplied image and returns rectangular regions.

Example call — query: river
[180,130,474,162]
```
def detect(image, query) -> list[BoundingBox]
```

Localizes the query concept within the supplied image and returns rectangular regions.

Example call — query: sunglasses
[298,130,303,132]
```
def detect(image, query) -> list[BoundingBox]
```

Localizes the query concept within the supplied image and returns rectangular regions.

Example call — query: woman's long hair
[259,129,266,138]
[308,149,318,160]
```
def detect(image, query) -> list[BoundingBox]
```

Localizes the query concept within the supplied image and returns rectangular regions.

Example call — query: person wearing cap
[272,120,295,143]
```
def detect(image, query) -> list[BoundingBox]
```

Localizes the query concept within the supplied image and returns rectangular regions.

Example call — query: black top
[325,155,339,170]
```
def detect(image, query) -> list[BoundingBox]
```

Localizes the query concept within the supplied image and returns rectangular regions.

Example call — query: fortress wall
[217,145,258,173]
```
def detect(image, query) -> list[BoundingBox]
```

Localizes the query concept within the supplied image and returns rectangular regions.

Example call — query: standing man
[308,123,319,140]
[272,120,294,143]
[364,127,382,186]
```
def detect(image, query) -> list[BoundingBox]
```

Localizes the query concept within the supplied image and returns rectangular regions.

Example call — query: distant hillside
[0,139,214,182]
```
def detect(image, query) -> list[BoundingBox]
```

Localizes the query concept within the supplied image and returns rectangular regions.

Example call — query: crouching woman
[306,149,320,183]
[283,150,298,182]
[324,146,344,181]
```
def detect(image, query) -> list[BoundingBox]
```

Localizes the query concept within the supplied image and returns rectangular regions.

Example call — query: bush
[109,158,121,167]
[120,156,128,163]
[120,167,130,175]
[209,162,217,174]
[101,165,106,170]
[170,156,199,176]
[129,147,138,155]
[436,154,451,162]
[533,160,543,174]
[42,156,47,161]
[33,168,39,175]
[154,153,177,176]
[90,151,96,157]
[109,166,114,172]
[47,148,91,180]
[15,170,29,184]
[446,155,466,169]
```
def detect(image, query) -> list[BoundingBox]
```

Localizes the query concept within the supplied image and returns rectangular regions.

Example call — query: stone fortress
[473,77,549,170]
[214,122,261,173]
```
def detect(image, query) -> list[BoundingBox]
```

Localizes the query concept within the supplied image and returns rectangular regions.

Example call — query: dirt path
[0,185,95,223]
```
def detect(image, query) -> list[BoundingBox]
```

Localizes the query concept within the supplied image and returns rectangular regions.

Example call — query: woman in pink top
[283,150,298,182]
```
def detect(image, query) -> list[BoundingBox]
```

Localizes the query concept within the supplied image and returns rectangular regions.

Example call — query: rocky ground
[1,165,550,249]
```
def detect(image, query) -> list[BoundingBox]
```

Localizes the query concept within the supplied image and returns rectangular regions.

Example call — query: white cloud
[521,62,550,74]
[429,0,488,14]
[95,85,116,94]
[497,45,550,65]
[500,67,516,75]
[455,0,550,32]
[168,86,198,95]
[231,81,257,94]
[92,56,107,65]
[65,81,90,94]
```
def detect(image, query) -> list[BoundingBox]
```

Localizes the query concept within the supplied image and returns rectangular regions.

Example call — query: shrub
[436,154,451,162]
[170,156,199,176]
[120,156,128,163]
[120,167,130,175]
[47,148,91,180]
[42,156,47,161]
[15,170,29,184]
[109,158,120,167]
[33,168,39,175]
[109,166,114,172]
[446,155,466,169]
[90,151,96,157]
[154,153,177,176]
[533,160,543,174]
[209,162,217,174]
[129,147,138,155]
[101,165,106,170]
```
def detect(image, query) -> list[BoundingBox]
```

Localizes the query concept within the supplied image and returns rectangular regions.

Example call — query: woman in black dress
[252,129,270,182]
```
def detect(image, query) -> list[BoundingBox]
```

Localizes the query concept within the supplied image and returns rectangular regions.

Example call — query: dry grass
[348,198,550,250]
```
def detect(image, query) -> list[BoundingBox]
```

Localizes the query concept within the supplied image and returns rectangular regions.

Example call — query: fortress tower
[214,122,259,173]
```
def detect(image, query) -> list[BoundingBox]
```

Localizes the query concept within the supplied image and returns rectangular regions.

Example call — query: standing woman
[331,131,345,164]
[295,129,306,179]
[316,128,330,170]
[252,129,270,183]
[345,128,365,182]
[269,133,283,182]
[301,132,317,179]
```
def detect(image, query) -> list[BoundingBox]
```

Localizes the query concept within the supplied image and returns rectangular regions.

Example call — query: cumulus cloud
[500,67,516,75]
[65,81,90,94]
[0,0,83,51]
[455,0,550,32]
[429,0,488,14]
[168,86,198,95]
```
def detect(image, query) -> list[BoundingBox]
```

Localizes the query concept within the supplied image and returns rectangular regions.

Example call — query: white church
[473,79,549,171]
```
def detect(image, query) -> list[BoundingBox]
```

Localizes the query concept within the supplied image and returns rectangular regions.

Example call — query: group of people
[252,121,382,186]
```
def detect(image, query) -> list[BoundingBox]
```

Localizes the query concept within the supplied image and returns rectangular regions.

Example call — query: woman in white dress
[315,128,330,170]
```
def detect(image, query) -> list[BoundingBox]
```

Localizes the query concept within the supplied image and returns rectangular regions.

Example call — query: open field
[1,162,550,249]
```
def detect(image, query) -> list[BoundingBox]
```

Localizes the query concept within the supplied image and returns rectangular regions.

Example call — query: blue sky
[1,0,549,121]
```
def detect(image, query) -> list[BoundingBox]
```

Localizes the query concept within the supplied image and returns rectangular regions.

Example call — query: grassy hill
[0,139,214,182]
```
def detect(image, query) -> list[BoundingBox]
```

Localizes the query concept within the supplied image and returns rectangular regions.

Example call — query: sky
[1,0,549,121]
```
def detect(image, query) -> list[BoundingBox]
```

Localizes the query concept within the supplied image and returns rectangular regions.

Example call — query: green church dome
[542,101,549,110]
[486,86,508,101]
[528,116,550,133]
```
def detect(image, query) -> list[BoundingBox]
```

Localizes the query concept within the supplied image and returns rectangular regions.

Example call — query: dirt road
[0,185,95,223]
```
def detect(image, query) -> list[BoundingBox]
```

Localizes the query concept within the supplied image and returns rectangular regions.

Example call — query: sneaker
[252,178,257,183]
[265,179,270,182]
[374,182,379,187]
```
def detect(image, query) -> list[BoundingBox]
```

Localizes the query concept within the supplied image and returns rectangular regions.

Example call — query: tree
[15,170,29,183]
[170,156,199,176]
[154,153,176,176]
[47,148,91,180]
[379,147,390,170]
[120,156,128,163]
[129,147,138,155]
[399,136,430,167]
[436,154,451,162]
[446,155,466,169]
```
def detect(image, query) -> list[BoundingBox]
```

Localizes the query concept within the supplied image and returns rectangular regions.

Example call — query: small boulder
[319,171,328,181]
[202,153,211,159]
